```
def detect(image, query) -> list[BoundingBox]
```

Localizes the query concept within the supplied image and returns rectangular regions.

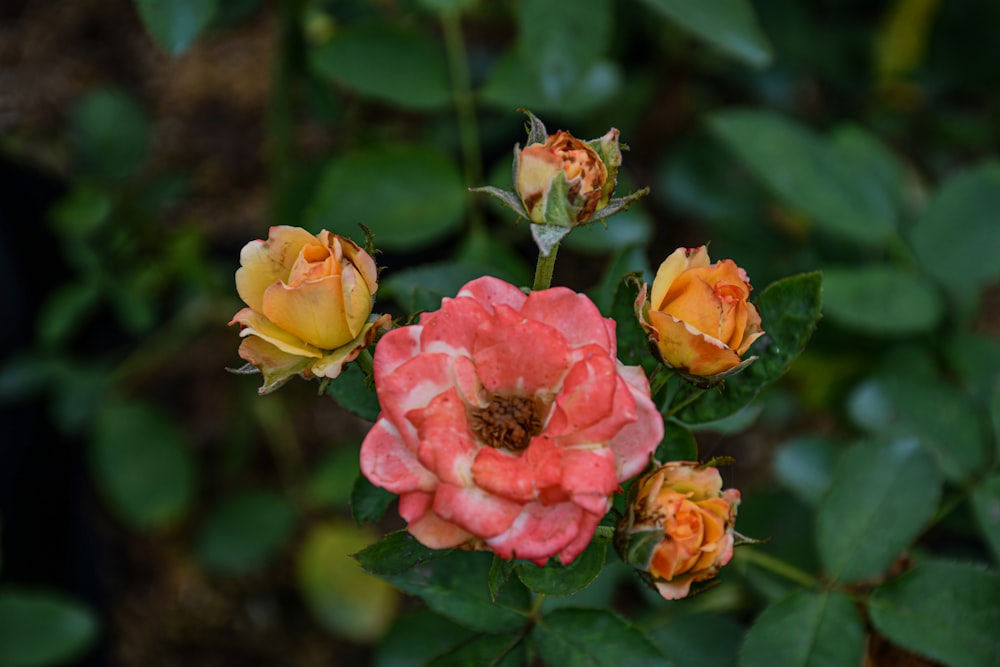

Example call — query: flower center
[468,393,545,452]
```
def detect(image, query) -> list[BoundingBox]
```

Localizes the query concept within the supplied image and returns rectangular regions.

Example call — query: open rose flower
[360,276,662,565]
[616,461,740,600]
[637,246,764,382]
[229,225,390,394]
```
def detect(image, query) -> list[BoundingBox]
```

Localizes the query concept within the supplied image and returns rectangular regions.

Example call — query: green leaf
[382,261,498,314]
[531,608,671,667]
[309,21,450,109]
[375,611,477,667]
[609,274,659,377]
[354,530,452,577]
[381,551,532,634]
[816,437,941,583]
[36,280,100,347]
[647,613,743,667]
[640,0,772,67]
[296,522,397,642]
[134,0,217,56]
[773,436,842,507]
[822,267,943,336]
[307,146,465,251]
[90,401,194,530]
[0,589,99,667]
[657,420,698,462]
[515,538,607,596]
[589,243,651,314]
[48,184,112,237]
[196,490,296,574]
[869,559,1000,667]
[325,362,380,422]
[677,272,823,424]
[351,475,395,525]
[428,633,525,667]
[739,590,865,667]
[565,209,653,256]
[70,87,150,182]
[911,161,1000,290]
[877,374,990,483]
[517,0,612,103]
[971,474,1000,566]
[828,125,906,218]
[709,110,896,246]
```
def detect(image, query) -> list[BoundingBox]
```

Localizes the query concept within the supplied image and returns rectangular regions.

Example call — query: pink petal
[360,419,438,494]
[457,276,527,315]
[471,436,563,504]
[521,287,612,353]
[472,305,570,394]
[399,491,474,550]
[407,388,479,487]
[374,325,423,380]
[608,368,663,481]
[559,446,617,515]
[557,510,603,565]
[377,353,456,448]
[544,346,622,440]
[486,502,585,565]
[433,484,522,539]
[419,295,489,357]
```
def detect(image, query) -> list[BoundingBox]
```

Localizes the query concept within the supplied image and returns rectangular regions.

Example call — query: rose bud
[229,225,390,394]
[616,461,740,600]
[636,246,764,382]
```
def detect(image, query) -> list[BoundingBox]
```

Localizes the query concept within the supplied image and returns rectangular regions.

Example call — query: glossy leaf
[307,146,465,251]
[709,110,896,246]
[869,559,1000,667]
[911,161,1000,290]
[517,0,612,103]
[375,611,476,667]
[134,0,217,56]
[822,267,943,335]
[816,437,941,583]
[309,21,450,109]
[640,0,772,67]
[351,475,396,525]
[90,402,194,530]
[296,522,397,642]
[0,589,99,667]
[531,608,670,667]
[354,530,452,577]
[657,419,698,462]
[773,436,842,507]
[647,613,743,667]
[515,538,607,596]
[196,490,296,574]
[326,362,380,422]
[481,50,622,115]
[739,590,865,667]
[677,272,823,424]
[381,551,531,634]
[428,633,525,667]
[877,373,990,482]
[971,474,1000,566]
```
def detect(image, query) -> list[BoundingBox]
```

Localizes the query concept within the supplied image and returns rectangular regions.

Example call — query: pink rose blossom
[360,276,663,565]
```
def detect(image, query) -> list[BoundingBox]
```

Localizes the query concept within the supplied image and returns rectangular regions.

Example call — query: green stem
[594,525,615,541]
[440,9,485,235]
[528,593,547,619]
[532,243,560,291]
[735,548,821,589]
[663,386,707,418]
[356,348,375,380]
[269,0,302,221]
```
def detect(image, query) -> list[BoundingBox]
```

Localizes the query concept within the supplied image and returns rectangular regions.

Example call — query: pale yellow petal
[236,226,319,311]
[650,247,693,312]
[262,275,353,350]
[229,307,323,358]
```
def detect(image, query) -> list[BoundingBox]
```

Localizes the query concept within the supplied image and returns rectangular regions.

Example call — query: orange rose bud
[637,246,764,382]
[616,461,740,600]
[229,226,390,394]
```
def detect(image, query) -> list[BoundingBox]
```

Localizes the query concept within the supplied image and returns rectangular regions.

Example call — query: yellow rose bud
[617,461,740,600]
[637,246,764,380]
[516,127,622,226]
[229,226,390,393]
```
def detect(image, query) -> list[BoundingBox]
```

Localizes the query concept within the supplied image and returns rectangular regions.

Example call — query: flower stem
[663,386,706,418]
[355,349,375,381]
[532,243,560,291]
[735,547,820,589]
[440,8,485,236]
